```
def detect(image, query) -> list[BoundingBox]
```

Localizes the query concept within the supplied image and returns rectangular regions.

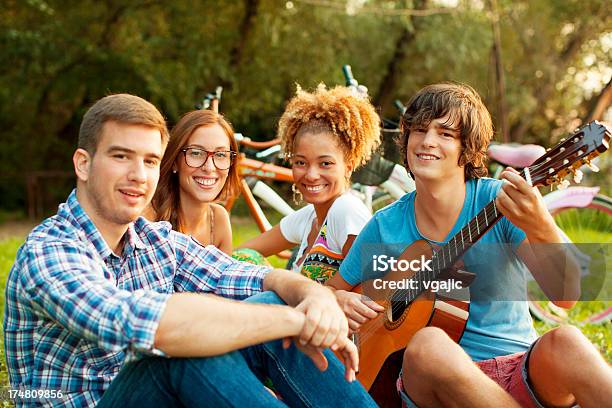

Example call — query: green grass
[554,207,612,244]
[231,212,288,269]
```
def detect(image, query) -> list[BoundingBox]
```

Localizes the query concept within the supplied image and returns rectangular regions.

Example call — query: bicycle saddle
[487,143,546,168]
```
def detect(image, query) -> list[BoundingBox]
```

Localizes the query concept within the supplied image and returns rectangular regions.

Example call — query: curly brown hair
[278,84,381,169]
[398,83,493,179]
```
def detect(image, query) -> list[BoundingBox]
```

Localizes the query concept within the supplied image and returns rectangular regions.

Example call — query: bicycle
[198,71,415,252]
[340,65,415,211]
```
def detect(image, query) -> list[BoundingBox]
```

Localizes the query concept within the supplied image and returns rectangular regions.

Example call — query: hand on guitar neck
[496,167,561,243]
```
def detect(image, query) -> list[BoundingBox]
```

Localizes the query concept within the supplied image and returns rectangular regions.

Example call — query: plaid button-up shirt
[4,190,270,407]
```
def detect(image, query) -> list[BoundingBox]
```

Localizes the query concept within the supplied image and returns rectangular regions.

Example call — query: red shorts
[397,345,545,408]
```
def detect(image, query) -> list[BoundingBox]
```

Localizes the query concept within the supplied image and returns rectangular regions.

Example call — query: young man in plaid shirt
[4,94,375,407]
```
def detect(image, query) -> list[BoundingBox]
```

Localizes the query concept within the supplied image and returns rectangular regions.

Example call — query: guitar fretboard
[392,172,525,304]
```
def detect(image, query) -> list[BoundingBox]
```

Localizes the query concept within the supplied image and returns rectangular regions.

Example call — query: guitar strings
[387,200,501,316]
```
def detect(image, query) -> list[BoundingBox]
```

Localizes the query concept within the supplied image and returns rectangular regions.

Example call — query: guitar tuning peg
[573,169,583,183]
[586,161,599,172]
[557,179,570,190]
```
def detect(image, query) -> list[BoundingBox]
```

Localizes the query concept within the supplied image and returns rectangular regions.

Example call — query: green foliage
[1,0,610,210]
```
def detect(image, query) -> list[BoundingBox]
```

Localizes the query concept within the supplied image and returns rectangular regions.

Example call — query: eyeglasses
[181,148,236,170]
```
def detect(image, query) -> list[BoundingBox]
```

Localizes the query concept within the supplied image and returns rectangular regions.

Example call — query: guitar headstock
[527,121,610,188]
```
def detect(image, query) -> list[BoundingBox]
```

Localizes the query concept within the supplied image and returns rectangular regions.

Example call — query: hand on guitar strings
[334,290,385,333]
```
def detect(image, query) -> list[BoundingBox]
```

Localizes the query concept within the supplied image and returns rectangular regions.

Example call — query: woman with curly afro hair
[238,84,381,284]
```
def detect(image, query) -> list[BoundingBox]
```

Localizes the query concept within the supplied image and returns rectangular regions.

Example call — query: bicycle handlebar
[255,145,282,159]
[394,99,406,115]
[342,65,358,87]
[196,87,224,111]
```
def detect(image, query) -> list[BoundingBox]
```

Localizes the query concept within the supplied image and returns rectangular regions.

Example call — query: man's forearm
[520,224,581,306]
[154,292,304,357]
[263,268,332,306]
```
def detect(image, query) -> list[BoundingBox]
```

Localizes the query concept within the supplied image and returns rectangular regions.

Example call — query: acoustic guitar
[350,121,610,406]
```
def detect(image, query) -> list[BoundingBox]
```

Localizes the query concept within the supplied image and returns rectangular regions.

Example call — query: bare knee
[402,327,475,403]
[534,325,600,371]
[404,328,454,362]
[529,325,605,406]
[538,325,590,356]
[403,327,465,378]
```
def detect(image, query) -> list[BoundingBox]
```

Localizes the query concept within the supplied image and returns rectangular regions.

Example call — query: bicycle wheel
[551,194,612,243]
[528,194,612,325]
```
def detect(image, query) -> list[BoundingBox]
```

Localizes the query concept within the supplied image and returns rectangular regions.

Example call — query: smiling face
[406,115,464,183]
[291,130,352,207]
[78,121,163,227]
[175,123,231,207]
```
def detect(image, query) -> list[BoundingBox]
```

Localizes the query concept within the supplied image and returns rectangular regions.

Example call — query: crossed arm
[22,241,357,381]
[154,268,357,381]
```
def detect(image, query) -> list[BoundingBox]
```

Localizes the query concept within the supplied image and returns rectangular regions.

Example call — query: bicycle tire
[528,194,612,325]
[550,194,612,243]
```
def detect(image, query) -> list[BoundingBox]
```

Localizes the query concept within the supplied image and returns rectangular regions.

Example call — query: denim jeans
[97,291,376,407]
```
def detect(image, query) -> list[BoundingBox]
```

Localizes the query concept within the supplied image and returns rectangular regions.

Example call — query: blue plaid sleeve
[20,242,170,354]
[171,232,270,299]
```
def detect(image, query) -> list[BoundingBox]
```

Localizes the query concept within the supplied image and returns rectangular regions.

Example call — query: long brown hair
[151,110,239,232]
[398,83,493,179]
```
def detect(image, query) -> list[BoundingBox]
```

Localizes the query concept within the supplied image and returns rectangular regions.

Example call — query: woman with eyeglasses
[147,110,239,254]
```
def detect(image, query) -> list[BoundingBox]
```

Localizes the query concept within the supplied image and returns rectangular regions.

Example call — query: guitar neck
[394,194,505,305]
[434,198,504,272]
[408,176,521,298]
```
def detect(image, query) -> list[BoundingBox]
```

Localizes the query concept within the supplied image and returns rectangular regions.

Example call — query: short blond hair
[79,94,169,155]
[278,85,381,169]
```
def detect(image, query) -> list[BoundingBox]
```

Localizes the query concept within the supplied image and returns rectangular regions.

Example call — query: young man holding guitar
[327,83,612,407]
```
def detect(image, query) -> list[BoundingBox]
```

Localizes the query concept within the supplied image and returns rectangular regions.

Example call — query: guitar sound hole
[389,300,409,322]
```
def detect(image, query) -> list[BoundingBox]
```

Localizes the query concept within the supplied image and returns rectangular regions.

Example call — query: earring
[292,184,303,205]
[172,169,177,174]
